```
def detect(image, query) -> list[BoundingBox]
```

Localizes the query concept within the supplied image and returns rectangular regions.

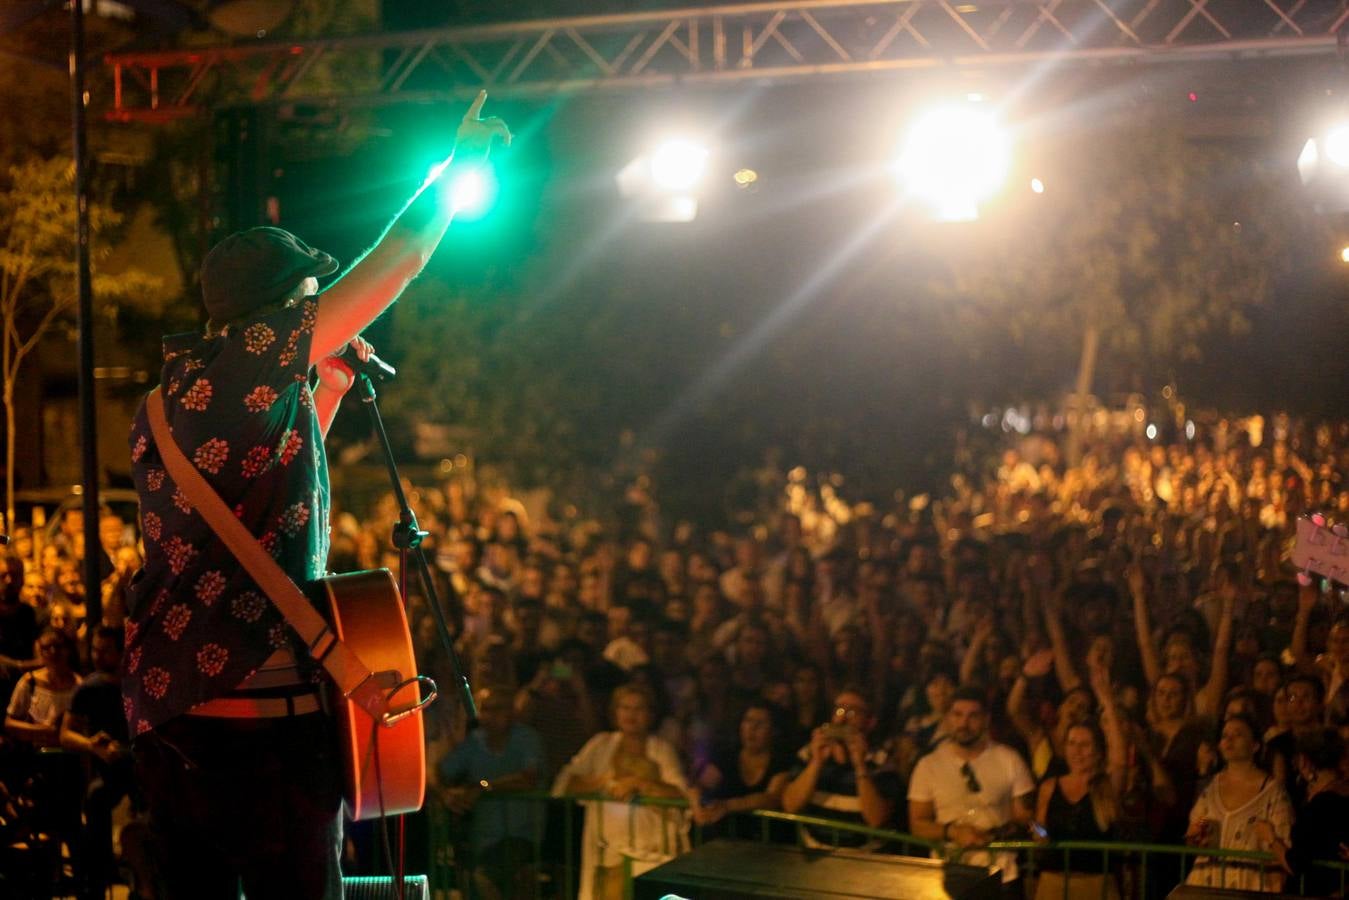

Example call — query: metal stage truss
[104,0,1349,121]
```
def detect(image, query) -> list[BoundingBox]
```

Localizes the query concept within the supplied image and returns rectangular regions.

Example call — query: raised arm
[1290,581,1320,676]
[864,588,892,712]
[1043,589,1084,693]
[843,729,893,828]
[1024,553,1081,692]
[960,614,994,686]
[309,92,511,364]
[1196,583,1235,717]
[782,728,828,814]
[1089,655,1128,795]
[1128,564,1162,687]
[1007,650,1052,752]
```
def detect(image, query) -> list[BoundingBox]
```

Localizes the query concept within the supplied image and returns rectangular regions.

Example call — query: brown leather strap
[145,388,391,720]
[188,693,322,718]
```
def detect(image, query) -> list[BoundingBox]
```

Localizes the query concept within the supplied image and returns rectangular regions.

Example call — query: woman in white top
[1184,713,1292,893]
[4,629,80,748]
[553,683,690,900]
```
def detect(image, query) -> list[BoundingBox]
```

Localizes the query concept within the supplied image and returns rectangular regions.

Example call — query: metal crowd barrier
[422,791,1349,900]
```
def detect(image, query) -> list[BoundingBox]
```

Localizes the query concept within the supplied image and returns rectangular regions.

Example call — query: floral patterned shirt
[123,298,330,735]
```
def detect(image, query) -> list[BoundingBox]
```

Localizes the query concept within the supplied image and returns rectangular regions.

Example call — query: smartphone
[550,660,573,680]
[1029,821,1049,840]
[822,723,854,740]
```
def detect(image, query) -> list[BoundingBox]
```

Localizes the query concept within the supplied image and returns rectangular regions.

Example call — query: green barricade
[425,791,1349,900]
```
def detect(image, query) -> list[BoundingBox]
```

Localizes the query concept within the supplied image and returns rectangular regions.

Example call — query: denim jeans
[133,711,343,900]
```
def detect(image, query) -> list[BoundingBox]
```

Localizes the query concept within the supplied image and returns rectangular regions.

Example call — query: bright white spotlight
[426,162,497,217]
[1326,125,1349,168]
[896,106,1011,222]
[1030,178,1045,194]
[1340,245,1349,264]
[649,139,709,192]
[449,167,496,217]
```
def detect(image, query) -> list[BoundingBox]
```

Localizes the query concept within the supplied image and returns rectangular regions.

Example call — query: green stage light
[427,161,499,220]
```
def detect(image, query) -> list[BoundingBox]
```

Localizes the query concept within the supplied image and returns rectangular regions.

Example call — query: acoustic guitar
[317,569,432,821]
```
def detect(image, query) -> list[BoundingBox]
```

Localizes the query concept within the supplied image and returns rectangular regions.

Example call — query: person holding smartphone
[515,642,601,775]
[781,687,903,849]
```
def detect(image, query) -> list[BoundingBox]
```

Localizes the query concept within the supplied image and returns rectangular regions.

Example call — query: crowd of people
[4,410,1349,899]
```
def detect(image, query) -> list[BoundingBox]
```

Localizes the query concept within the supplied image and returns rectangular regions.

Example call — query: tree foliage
[925,118,1294,399]
[376,277,613,503]
[0,157,163,525]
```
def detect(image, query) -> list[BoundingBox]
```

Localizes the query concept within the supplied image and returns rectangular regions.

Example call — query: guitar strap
[145,387,397,722]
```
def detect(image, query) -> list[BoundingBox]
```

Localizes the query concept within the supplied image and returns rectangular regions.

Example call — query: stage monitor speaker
[1168,886,1301,900]
[340,875,430,900]
[634,840,1003,900]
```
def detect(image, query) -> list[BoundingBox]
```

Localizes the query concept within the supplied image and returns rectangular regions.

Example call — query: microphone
[337,343,397,381]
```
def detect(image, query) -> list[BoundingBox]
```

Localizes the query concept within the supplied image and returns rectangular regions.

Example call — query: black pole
[72,0,102,629]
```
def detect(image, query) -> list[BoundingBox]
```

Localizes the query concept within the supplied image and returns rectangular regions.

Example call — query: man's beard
[954,729,983,748]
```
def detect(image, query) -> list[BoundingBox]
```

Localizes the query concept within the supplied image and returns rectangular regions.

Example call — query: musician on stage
[123,93,510,900]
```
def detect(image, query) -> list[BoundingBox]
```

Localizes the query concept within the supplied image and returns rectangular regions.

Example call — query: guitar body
[317,569,427,821]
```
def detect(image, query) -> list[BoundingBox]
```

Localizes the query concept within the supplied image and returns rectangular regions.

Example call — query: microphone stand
[354,370,475,897]
[354,371,477,724]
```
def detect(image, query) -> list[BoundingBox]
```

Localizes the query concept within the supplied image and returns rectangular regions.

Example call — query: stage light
[1298,119,1349,194]
[1030,178,1045,194]
[450,168,493,215]
[426,161,498,219]
[649,139,709,192]
[896,105,1011,222]
[1340,245,1349,264]
[733,168,758,187]
[1326,125,1349,168]
[615,134,714,223]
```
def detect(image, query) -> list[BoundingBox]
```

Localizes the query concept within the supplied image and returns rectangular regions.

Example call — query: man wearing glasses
[908,686,1034,890]
[781,687,903,849]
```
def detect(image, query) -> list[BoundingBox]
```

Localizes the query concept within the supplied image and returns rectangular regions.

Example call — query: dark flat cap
[200,226,338,324]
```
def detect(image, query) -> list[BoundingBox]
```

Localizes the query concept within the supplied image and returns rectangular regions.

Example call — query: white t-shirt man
[908,738,1034,881]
